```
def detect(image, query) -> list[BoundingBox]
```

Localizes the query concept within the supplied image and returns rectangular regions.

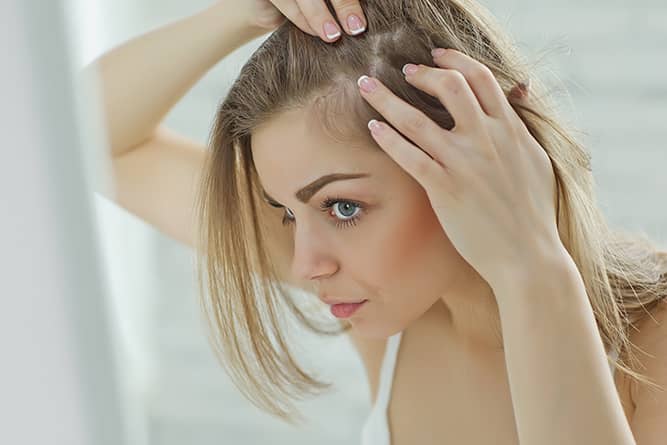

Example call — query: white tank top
[359,331,621,445]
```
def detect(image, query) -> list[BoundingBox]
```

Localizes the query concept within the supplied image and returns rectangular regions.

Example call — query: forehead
[250,107,384,195]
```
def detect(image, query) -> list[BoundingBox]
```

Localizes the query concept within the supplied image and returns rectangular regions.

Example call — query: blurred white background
[60,0,667,444]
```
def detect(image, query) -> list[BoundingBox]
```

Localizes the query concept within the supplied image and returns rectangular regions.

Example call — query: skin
[248,71,640,444]
[246,5,665,442]
[248,0,533,353]
[251,103,504,350]
[255,0,368,42]
[99,1,661,440]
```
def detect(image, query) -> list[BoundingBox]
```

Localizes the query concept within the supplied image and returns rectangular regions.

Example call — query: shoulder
[627,298,667,439]
[629,298,667,351]
[628,250,667,351]
[346,329,389,406]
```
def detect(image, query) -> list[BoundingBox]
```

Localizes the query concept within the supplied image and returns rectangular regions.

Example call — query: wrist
[491,240,578,303]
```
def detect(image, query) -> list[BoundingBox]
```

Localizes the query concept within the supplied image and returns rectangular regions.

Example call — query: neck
[417,269,504,352]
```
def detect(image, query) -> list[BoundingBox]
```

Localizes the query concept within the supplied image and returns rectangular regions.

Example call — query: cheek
[350,195,461,336]
[345,190,467,337]
[361,194,459,289]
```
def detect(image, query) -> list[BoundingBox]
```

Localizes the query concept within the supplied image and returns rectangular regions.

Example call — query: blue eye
[281,196,365,229]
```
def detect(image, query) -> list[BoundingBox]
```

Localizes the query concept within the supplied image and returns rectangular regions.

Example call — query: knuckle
[403,112,429,134]
[413,156,435,178]
[438,70,466,94]
[470,64,495,85]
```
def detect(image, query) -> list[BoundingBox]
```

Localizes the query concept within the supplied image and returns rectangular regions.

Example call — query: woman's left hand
[358,48,563,290]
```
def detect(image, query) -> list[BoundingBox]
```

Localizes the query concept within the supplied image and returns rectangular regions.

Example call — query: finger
[401,63,486,133]
[330,0,367,35]
[357,75,457,163]
[431,48,511,119]
[508,79,530,105]
[271,0,318,35]
[366,119,451,191]
[295,0,342,41]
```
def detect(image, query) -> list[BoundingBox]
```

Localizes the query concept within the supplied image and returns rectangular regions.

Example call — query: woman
[92,0,667,443]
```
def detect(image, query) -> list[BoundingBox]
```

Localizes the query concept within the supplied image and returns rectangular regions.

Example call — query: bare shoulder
[627,298,667,403]
[630,298,667,345]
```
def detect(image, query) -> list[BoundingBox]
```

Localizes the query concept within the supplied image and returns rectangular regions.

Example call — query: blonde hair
[194,0,667,425]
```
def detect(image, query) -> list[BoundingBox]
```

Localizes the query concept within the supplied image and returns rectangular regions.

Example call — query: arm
[494,250,637,445]
[80,1,269,247]
[84,0,267,158]
[81,0,368,248]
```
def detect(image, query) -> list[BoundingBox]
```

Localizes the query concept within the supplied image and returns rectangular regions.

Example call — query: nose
[290,222,338,283]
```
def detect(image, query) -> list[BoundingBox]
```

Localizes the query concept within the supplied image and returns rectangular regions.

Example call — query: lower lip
[330,300,368,318]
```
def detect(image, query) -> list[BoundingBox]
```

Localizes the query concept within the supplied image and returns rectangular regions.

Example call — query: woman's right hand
[248,0,367,42]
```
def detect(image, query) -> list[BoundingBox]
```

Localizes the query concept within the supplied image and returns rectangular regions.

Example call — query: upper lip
[319,295,368,305]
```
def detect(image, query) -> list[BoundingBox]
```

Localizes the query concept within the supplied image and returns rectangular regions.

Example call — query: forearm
[83,1,264,157]
[494,253,635,445]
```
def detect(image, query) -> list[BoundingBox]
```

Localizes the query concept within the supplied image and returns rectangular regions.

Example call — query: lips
[329,300,367,318]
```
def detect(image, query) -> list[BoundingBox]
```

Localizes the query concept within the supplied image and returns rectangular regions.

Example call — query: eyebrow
[262,173,370,206]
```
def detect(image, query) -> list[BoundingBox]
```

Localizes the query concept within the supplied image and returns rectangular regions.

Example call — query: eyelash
[281,196,365,229]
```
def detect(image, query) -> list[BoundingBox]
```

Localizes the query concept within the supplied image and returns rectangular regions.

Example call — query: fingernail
[324,21,341,40]
[431,48,447,58]
[357,75,377,93]
[368,119,383,134]
[402,63,419,75]
[523,78,531,90]
[347,14,365,35]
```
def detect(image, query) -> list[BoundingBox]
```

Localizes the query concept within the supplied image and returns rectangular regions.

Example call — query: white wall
[65,1,165,444]
[0,1,129,444]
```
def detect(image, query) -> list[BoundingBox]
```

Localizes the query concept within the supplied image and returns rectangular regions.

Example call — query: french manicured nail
[357,75,377,93]
[431,48,447,57]
[368,119,384,134]
[324,21,341,40]
[402,63,419,75]
[347,14,365,35]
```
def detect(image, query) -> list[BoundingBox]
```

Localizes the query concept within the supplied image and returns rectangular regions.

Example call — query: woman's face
[251,106,473,339]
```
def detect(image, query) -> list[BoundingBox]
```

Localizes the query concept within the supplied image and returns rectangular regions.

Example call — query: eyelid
[322,197,363,216]
[265,197,282,208]
[279,197,366,228]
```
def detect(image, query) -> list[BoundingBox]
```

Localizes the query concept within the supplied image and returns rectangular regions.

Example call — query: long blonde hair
[194,0,667,425]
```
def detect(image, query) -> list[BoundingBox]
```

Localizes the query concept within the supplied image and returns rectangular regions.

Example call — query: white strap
[375,331,403,410]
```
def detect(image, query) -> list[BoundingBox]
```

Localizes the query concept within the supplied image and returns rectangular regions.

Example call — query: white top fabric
[360,330,621,445]
[359,331,403,445]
